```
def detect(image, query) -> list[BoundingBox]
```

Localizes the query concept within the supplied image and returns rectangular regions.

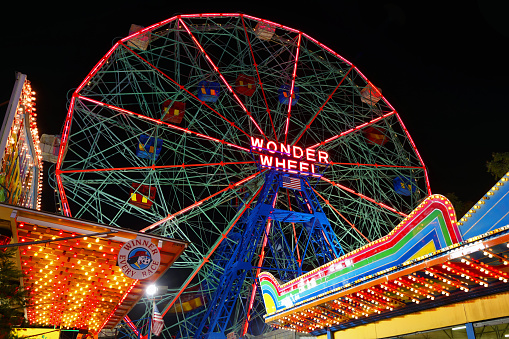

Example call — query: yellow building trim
[317,291,509,339]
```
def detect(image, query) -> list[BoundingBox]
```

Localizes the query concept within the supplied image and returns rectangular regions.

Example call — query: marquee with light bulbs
[0,204,188,334]
[0,72,43,210]
[260,172,509,335]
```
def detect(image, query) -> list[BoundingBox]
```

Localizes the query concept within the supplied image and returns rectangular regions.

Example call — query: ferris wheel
[55,13,430,338]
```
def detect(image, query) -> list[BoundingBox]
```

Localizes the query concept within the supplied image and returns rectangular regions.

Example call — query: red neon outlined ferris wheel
[55,13,430,336]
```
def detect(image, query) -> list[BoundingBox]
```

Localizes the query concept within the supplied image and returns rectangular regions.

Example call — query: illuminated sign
[118,236,161,279]
[250,137,329,176]
[0,72,42,209]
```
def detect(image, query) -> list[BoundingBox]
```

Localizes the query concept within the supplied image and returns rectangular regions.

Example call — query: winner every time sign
[250,137,330,176]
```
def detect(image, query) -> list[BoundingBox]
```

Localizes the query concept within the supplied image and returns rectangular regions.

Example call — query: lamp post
[145,284,167,339]
[146,284,157,339]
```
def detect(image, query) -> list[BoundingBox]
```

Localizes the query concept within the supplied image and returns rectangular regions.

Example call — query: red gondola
[129,183,156,209]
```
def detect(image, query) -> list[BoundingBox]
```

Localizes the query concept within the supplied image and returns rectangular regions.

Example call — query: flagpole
[148,299,153,339]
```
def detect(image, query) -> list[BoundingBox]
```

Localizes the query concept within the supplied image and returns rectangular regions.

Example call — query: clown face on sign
[119,236,161,279]
[127,248,152,270]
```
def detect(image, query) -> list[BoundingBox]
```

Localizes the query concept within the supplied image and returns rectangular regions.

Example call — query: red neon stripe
[320,176,407,217]
[120,16,179,43]
[160,185,263,317]
[96,280,138,334]
[294,65,355,145]
[178,17,267,140]
[123,315,139,336]
[394,113,431,195]
[59,161,256,174]
[309,111,396,149]
[140,170,262,232]
[242,192,278,335]
[330,162,424,170]
[243,15,300,34]
[284,33,302,145]
[313,189,370,242]
[76,44,120,94]
[77,95,250,153]
[119,42,252,140]
[240,15,277,141]
[301,33,353,65]
[55,94,77,217]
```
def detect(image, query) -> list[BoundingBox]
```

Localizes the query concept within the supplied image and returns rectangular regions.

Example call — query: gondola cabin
[235,74,256,96]
[278,85,300,105]
[40,134,62,163]
[162,100,185,123]
[393,176,416,196]
[127,24,150,51]
[197,81,220,103]
[136,135,163,160]
[129,183,156,209]
[360,83,382,106]
[363,126,388,146]
[254,22,276,41]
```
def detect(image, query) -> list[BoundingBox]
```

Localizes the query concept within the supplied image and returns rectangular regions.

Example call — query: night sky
[2,1,508,213]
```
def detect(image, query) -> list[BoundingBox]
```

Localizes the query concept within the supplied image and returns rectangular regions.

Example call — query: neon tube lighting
[178,18,267,139]
[295,65,354,145]
[284,33,302,144]
[160,185,263,317]
[59,161,255,174]
[240,16,277,141]
[321,176,407,217]
[310,111,396,149]
[330,162,424,170]
[394,113,431,195]
[77,95,250,153]
[120,42,252,140]
[140,170,262,232]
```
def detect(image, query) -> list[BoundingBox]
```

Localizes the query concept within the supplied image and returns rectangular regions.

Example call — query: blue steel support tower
[190,170,344,338]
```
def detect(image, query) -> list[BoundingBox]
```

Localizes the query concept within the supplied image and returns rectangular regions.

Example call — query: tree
[0,248,28,339]
[486,152,509,179]
[444,192,474,219]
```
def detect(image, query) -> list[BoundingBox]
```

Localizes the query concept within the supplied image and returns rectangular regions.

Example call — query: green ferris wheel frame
[55,13,431,337]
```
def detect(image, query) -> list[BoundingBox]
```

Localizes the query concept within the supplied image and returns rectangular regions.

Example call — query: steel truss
[55,14,430,338]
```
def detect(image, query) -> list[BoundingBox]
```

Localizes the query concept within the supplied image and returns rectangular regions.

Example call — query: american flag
[151,301,165,336]
[282,176,301,190]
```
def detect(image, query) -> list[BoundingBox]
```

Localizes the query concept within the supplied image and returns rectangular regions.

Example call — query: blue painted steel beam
[191,171,344,338]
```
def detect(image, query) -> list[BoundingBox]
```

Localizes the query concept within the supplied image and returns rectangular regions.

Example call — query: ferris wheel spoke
[312,188,370,243]
[77,95,250,153]
[394,112,432,195]
[294,64,355,145]
[56,14,433,336]
[320,176,407,217]
[240,15,277,141]
[330,162,425,170]
[309,110,396,149]
[140,170,264,232]
[178,17,268,140]
[118,41,252,141]
[59,161,256,174]
[157,184,263,318]
[283,33,302,145]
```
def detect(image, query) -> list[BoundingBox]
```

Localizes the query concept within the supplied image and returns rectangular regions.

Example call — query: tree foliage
[486,152,509,179]
[444,192,474,218]
[0,248,28,338]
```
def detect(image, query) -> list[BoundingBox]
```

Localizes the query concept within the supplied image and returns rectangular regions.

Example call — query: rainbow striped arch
[259,194,462,315]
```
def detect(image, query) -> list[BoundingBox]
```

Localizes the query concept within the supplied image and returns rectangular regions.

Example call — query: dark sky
[2,1,508,211]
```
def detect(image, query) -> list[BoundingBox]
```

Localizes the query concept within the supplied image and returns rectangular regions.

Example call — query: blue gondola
[197,80,221,103]
[393,176,416,196]
[136,135,163,159]
[278,85,300,105]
